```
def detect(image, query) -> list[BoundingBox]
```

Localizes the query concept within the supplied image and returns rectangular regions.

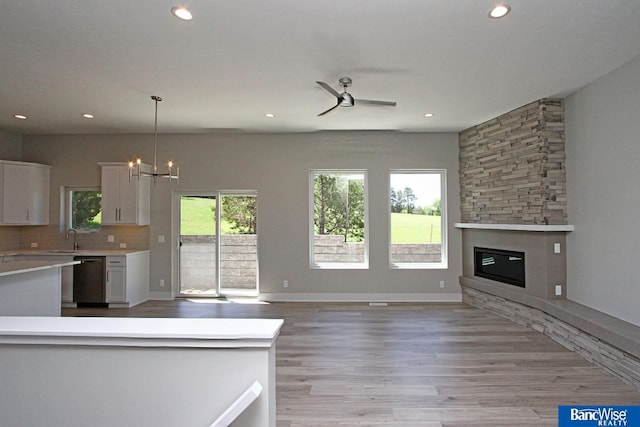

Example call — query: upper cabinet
[0,160,51,225]
[99,163,150,225]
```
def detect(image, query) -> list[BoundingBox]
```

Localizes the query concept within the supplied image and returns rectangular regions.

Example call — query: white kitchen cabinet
[106,256,126,303]
[99,163,150,225]
[0,161,50,225]
[105,252,149,307]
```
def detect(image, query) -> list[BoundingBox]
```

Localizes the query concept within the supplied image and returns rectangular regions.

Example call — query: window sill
[310,263,369,270]
[390,262,448,270]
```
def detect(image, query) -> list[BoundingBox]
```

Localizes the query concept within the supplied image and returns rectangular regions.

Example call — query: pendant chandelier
[129,95,179,183]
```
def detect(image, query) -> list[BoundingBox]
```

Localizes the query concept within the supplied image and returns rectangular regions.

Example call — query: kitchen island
[0,249,150,308]
[0,260,79,316]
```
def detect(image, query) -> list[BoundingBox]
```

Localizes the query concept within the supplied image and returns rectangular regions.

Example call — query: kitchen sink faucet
[65,228,79,251]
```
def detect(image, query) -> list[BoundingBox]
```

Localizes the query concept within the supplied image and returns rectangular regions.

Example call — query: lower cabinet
[105,253,149,307]
[106,257,126,303]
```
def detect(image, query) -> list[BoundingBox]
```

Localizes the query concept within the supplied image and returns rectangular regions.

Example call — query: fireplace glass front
[474,247,525,287]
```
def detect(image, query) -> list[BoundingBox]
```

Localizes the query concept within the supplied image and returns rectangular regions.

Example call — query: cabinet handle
[26,208,30,221]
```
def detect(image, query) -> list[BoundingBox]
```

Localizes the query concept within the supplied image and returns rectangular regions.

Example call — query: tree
[72,191,101,229]
[403,187,417,214]
[347,179,365,241]
[430,199,441,216]
[391,186,419,213]
[314,174,364,242]
[391,188,404,213]
[221,196,257,234]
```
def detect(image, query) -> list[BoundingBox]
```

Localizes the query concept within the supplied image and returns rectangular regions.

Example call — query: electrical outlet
[160,279,165,287]
[158,235,166,243]
[283,280,289,288]
[30,242,38,248]
[439,280,445,288]
[107,235,115,243]
[555,285,562,296]
[119,243,127,249]
[554,243,561,254]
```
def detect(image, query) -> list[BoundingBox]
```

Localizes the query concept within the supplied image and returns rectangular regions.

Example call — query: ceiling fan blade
[316,81,341,98]
[356,99,397,107]
[317,103,340,116]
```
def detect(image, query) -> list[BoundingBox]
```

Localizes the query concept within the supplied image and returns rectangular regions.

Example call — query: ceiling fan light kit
[316,77,397,116]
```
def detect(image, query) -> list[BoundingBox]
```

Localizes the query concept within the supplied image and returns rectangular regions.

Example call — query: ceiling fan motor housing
[340,92,354,107]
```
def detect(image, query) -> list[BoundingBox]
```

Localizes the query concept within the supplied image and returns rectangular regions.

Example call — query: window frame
[62,186,102,233]
[309,169,369,269]
[388,169,447,269]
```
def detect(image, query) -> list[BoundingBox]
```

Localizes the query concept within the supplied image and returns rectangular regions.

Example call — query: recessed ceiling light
[82,113,95,119]
[13,114,27,120]
[489,4,511,18]
[171,6,193,21]
[265,113,275,118]
[424,113,435,118]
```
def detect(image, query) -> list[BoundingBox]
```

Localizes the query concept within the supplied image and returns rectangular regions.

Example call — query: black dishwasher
[73,256,106,307]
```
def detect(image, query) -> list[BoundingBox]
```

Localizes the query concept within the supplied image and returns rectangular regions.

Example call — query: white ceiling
[1,0,640,135]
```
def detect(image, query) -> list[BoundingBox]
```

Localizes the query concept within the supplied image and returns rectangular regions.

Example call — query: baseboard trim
[259,292,462,303]
[148,291,173,301]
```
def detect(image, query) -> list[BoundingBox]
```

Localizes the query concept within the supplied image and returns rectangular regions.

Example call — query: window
[65,187,102,231]
[310,170,368,268]
[389,170,446,268]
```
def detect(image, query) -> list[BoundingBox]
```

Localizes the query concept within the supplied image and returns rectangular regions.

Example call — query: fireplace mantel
[455,223,574,232]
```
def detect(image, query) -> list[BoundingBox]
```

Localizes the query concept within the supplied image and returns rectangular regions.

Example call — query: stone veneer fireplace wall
[459,98,566,226]
[457,98,569,300]
[457,99,640,392]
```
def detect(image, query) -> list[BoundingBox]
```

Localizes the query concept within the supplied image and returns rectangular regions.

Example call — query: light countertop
[0,249,150,257]
[0,260,80,278]
[0,317,284,348]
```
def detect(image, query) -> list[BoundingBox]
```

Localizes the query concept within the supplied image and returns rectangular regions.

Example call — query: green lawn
[180,196,441,242]
[391,213,441,243]
[179,196,235,235]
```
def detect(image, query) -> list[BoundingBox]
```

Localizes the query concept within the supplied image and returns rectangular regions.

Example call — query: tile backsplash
[0,227,20,250]
[13,225,150,251]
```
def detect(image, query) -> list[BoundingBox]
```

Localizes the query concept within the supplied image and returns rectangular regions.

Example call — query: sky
[390,173,442,207]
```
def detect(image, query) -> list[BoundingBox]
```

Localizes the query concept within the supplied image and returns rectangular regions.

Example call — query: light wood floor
[63,300,640,427]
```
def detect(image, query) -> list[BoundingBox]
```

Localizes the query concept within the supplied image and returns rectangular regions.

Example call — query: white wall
[22,131,462,301]
[0,129,22,161]
[565,53,640,326]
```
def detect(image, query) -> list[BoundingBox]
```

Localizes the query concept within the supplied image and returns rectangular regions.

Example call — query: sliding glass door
[178,194,219,296]
[177,192,258,297]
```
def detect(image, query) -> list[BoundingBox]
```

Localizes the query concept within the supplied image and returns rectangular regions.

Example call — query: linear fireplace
[474,247,525,287]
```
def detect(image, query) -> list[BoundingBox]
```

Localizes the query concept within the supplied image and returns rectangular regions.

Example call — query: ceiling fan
[316,76,397,116]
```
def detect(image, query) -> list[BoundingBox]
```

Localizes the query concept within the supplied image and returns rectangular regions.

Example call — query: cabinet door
[28,165,50,225]
[2,164,31,224]
[100,165,150,225]
[117,169,140,224]
[101,166,122,224]
[106,267,126,303]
